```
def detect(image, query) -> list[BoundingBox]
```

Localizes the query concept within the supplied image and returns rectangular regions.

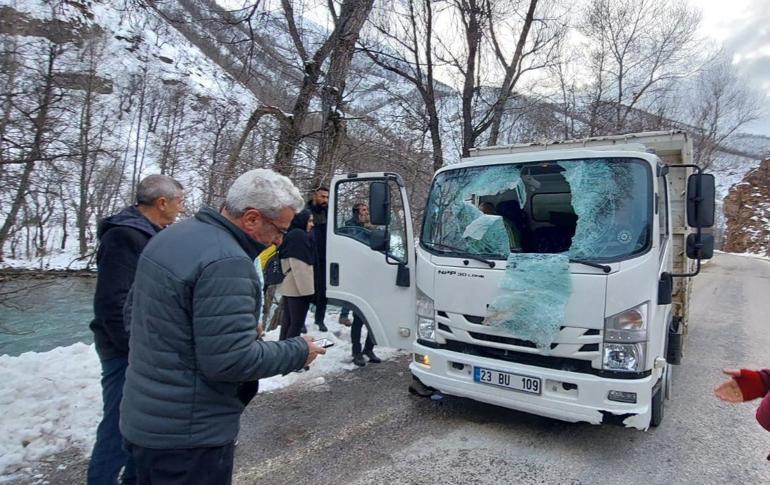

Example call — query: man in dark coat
[306,186,329,332]
[88,174,183,485]
[120,169,326,484]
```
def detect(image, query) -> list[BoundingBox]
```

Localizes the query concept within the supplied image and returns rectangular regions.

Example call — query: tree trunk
[486,0,538,146]
[460,0,483,157]
[312,0,375,188]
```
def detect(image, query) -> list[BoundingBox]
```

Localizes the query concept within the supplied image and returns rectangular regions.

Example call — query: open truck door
[326,173,416,349]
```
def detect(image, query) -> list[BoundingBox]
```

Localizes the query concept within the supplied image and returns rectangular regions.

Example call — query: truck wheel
[651,379,665,427]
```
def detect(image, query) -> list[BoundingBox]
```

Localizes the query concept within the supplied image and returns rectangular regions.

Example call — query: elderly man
[88,174,183,485]
[120,169,325,484]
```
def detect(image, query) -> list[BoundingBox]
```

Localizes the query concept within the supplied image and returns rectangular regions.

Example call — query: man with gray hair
[120,169,326,484]
[88,174,184,485]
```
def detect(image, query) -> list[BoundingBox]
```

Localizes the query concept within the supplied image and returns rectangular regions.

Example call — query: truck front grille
[442,339,594,374]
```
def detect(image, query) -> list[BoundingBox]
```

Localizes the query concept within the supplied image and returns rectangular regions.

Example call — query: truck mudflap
[410,343,655,430]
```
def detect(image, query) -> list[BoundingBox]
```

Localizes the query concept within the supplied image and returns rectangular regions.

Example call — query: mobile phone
[314,338,334,348]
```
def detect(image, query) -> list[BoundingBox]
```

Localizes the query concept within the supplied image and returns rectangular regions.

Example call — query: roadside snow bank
[0,343,101,476]
[0,317,399,476]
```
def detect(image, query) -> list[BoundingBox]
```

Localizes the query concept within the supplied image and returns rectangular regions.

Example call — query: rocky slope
[722,158,770,256]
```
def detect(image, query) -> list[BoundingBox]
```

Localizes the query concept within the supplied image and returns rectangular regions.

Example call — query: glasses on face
[264,217,289,236]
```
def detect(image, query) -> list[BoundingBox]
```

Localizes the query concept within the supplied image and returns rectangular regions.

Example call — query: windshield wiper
[569,259,612,273]
[423,241,496,268]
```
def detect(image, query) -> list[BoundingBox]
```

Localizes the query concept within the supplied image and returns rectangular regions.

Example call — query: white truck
[326,131,715,429]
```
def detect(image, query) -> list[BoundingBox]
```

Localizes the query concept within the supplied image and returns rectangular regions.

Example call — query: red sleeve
[756,394,770,431]
[734,369,770,401]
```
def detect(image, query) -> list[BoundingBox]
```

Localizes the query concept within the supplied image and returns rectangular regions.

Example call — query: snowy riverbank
[0,316,398,479]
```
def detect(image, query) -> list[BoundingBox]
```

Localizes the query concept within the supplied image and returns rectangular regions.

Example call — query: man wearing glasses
[120,169,326,484]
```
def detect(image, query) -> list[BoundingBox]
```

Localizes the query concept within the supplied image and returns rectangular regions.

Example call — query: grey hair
[224,169,305,218]
[136,175,183,206]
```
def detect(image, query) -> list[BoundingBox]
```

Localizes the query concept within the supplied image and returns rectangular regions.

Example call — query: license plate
[473,367,541,395]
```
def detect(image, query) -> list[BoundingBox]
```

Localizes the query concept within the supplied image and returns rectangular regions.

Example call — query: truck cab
[326,131,715,430]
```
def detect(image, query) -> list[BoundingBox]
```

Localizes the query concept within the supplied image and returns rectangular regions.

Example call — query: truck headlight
[604,302,648,343]
[603,303,648,372]
[416,288,436,341]
[603,343,646,372]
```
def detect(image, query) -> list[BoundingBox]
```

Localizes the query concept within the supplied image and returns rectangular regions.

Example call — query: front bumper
[411,342,655,430]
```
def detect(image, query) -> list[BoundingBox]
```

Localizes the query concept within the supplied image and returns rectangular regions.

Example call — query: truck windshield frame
[419,157,654,264]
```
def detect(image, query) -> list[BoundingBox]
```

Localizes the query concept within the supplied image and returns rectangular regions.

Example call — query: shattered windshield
[420,158,652,262]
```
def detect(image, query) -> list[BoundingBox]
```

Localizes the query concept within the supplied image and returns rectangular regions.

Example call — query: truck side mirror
[369,228,389,251]
[686,233,714,260]
[369,181,390,226]
[686,173,715,228]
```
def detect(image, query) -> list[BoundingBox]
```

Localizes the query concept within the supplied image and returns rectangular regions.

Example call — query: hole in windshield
[421,158,652,262]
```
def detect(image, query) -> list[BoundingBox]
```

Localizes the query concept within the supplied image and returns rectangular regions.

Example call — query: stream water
[0,275,95,357]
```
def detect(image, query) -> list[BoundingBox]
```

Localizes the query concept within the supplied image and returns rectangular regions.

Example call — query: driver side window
[333,178,408,264]
[334,180,372,244]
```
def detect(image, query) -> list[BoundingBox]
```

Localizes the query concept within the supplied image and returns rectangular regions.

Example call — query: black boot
[352,353,366,367]
[317,321,328,332]
[364,349,381,363]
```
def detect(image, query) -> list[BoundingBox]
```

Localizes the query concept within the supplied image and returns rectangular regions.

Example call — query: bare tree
[435,0,562,154]
[312,0,375,188]
[362,0,446,172]
[272,0,376,177]
[580,0,701,133]
[73,39,110,257]
[484,0,563,146]
[688,52,767,169]
[0,43,64,260]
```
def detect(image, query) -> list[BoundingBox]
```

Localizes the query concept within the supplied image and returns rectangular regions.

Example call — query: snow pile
[0,343,101,476]
[0,313,399,477]
[0,247,93,271]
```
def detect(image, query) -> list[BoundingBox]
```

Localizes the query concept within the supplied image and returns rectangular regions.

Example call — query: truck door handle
[330,263,339,286]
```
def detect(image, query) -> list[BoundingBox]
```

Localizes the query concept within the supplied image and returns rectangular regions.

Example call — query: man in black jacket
[306,186,329,332]
[120,169,326,484]
[87,174,183,485]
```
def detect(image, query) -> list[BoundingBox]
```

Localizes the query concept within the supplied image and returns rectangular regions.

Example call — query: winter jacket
[119,207,309,449]
[90,206,160,361]
[306,200,327,259]
[733,369,770,431]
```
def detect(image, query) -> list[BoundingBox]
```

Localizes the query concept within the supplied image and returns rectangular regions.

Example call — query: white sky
[693,0,770,135]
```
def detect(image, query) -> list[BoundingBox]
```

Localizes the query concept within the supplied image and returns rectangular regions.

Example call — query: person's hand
[256,324,265,339]
[303,335,326,366]
[714,369,744,402]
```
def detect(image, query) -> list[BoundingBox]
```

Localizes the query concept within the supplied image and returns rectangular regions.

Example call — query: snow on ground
[0,310,401,479]
[715,249,770,262]
[0,246,93,272]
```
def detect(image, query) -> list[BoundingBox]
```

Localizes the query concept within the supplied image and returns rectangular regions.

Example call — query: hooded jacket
[90,206,160,361]
[120,207,309,449]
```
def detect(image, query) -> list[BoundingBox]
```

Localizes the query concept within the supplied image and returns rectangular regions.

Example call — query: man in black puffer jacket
[120,169,326,484]
[88,175,183,485]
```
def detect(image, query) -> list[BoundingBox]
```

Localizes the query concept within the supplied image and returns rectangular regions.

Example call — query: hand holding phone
[314,338,334,348]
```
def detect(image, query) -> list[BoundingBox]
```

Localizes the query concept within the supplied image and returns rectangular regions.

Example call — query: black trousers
[314,256,327,324]
[351,313,374,355]
[124,440,234,485]
[280,295,312,340]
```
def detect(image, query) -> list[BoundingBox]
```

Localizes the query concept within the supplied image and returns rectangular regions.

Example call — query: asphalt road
[13,253,770,484]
